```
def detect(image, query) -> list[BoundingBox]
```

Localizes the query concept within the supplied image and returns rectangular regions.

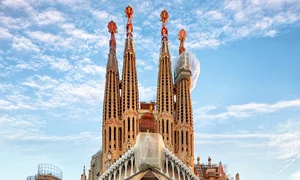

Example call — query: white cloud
[34,10,65,25]
[91,10,111,21]
[0,28,13,39]
[291,170,300,180]
[0,16,30,30]
[269,117,300,179]
[1,0,33,12]
[224,0,243,11]
[12,36,40,52]
[205,10,224,20]
[5,132,100,141]
[0,113,99,143]
[264,30,277,37]
[0,96,36,111]
[195,133,272,140]
[27,31,59,43]
[139,85,156,102]
[268,118,300,160]
[195,99,300,120]
[50,58,72,72]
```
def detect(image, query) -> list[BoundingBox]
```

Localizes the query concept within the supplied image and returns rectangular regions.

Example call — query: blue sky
[0,0,300,180]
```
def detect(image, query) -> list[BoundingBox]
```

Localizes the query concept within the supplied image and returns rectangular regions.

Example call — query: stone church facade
[80,6,240,180]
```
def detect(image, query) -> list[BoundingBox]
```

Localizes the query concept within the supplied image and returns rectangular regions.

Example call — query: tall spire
[121,5,139,151]
[108,21,117,51]
[156,9,174,151]
[88,163,93,180]
[174,29,194,170]
[236,173,240,180]
[178,29,186,55]
[80,166,86,180]
[123,5,135,56]
[101,21,122,173]
[161,10,169,39]
[125,5,134,38]
[107,21,118,72]
[160,10,170,55]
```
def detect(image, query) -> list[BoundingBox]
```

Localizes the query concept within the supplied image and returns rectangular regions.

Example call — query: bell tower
[101,21,122,172]
[121,6,139,151]
[174,29,195,170]
[156,10,174,151]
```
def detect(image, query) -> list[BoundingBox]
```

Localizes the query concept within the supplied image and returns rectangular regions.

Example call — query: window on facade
[128,118,130,131]
[109,127,111,141]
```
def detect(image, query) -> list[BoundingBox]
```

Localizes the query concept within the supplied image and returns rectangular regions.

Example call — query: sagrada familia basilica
[80,6,240,180]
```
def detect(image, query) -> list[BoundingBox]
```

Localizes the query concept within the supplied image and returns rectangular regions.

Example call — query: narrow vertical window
[162,119,164,133]
[109,127,111,141]
[123,121,125,141]
[128,118,130,132]
[167,120,169,134]
[119,128,122,148]
[114,127,116,141]
[181,130,184,145]
[186,131,188,146]
[132,118,135,133]
[104,129,106,151]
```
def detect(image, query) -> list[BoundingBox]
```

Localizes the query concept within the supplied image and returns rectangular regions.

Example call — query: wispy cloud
[291,170,300,180]
[12,36,40,52]
[195,99,300,121]
[0,28,13,39]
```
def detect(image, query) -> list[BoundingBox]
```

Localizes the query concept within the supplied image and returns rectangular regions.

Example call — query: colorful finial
[125,5,134,18]
[125,5,134,37]
[178,29,186,41]
[160,10,169,23]
[178,29,186,54]
[160,10,169,39]
[107,21,117,50]
[107,21,117,34]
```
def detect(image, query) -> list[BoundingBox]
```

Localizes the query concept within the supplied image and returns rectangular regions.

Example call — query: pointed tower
[88,165,93,180]
[236,173,240,180]
[80,166,87,180]
[101,21,122,172]
[156,10,174,151]
[174,29,194,170]
[121,6,139,151]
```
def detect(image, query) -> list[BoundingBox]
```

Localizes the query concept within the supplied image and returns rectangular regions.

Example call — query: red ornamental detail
[160,10,169,23]
[125,5,134,18]
[178,29,186,41]
[107,21,117,33]
[161,26,168,36]
[127,23,133,33]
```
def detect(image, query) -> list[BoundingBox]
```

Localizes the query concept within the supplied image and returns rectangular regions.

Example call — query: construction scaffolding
[37,164,62,180]
[173,51,200,91]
